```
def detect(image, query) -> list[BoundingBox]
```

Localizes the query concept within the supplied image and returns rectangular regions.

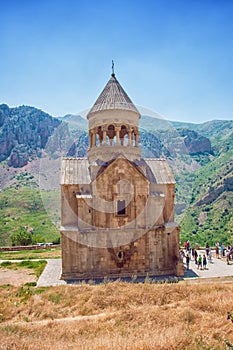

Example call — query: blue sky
[1,0,233,123]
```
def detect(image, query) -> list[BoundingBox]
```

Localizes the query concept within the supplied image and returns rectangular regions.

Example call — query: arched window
[107,125,115,139]
[117,200,126,216]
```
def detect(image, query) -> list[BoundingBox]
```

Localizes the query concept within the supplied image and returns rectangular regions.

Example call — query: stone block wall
[61,224,183,280]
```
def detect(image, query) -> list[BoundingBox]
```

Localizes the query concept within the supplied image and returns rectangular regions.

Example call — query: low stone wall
[0,244,60,252]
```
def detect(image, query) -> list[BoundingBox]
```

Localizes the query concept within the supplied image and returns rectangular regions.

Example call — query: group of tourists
[215,242,233,264]
[180,244,208,270]
[180,240,233,270]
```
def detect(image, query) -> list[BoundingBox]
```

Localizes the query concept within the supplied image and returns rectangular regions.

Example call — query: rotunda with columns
[87,72,141,163]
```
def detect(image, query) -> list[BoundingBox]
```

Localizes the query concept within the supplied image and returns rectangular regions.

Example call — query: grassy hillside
[0,184,60,246]
[179,145,233,246]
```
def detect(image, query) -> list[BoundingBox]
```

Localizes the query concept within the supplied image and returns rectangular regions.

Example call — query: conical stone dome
[88,74,139,116]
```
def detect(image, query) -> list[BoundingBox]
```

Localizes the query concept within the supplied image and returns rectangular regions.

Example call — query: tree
[10,227,33,246]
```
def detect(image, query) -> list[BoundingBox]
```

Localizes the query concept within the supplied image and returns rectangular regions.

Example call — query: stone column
[115,126,121,145]
[89,131,92,148]
[128,129,132,146]
[135,133,139,147]
[92,130,96,147]
[103,127,107,145]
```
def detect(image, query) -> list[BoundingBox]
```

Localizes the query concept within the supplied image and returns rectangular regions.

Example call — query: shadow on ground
[183,268,199,279]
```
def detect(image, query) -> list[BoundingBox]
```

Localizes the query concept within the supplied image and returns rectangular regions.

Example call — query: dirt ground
[0,268,37,286]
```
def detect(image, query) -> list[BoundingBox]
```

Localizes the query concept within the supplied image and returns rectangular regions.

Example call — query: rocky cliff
[0,104,61,167]
[179,129,212,154]
[195,175,233,206]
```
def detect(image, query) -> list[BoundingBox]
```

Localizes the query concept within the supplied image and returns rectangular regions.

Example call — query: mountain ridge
[0,103,232,246]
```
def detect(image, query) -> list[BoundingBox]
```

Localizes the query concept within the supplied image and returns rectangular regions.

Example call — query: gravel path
[37,259,66,287]
[4,313,108,327]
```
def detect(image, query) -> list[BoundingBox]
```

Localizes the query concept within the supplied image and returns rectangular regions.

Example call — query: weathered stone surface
[60,73,184,280]
[61,225,181,280]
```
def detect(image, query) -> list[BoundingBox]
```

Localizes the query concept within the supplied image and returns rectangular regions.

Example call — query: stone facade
[60,72,184,280]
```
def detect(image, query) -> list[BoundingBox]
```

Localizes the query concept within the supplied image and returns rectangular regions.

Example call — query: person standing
[221,244,225,257]
[226,251,230,265]
[208,249,213,263]
[194,249,198,265]
[191,247,195,261]
[205,242,210,257]
[216,242,219,259]
[186,253,190,270]
[203,254,207,269]
[198,254,202,269]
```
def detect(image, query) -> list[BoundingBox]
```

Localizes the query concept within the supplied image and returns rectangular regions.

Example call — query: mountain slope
[0,104,232,247]
[57,114,88,130]
[0,104,61,167]
[0,184,60,246]
[180,134,233,246]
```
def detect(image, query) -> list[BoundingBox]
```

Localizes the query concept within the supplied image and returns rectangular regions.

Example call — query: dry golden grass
[0,281,233,349]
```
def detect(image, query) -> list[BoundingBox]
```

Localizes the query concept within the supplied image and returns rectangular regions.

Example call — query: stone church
[60,70,184,280]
